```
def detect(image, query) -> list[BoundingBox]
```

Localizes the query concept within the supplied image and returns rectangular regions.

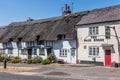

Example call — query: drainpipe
[109,27,120,67]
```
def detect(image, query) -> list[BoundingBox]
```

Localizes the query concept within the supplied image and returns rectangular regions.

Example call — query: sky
[0,0,120,26]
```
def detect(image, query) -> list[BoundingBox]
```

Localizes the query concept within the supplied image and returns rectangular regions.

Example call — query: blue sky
[0,0,120,26]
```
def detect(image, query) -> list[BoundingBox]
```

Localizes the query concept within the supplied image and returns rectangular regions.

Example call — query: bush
[10,56,21,63]
[27,59,32,64]
[21,59,27,63]
[41,59,51,65]
[32,56,42,64]
[111,61,118,68]
[47,54,56,63]
[0,55,13,62]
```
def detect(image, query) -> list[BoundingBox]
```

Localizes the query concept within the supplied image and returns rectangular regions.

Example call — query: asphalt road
[0,72,79,80]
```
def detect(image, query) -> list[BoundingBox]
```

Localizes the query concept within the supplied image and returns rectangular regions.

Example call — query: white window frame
[89,27,99,35]
[21,49,27,55]
[0,49,5,54]
[71,48,75,56]
[39,48,45,55]
[89,46,99,57]
[60,49,68,57]
[8,49,13,54]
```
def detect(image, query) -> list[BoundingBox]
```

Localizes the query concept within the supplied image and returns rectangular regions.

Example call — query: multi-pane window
[8,49,13,54]
[39,48,45,55]
[105,27,111,39]
[60,49,68,57]
[33,49,37,55]
[89,47,99,56]
[89,27,99,35]
[21,49,27,55]
[26,41,35,47]
[57,34,66,40]
[71,49,75,56]
[0,49,5,54]
[37,40,44,45]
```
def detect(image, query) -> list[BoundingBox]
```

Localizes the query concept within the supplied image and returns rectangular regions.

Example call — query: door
[70,49,76,63]
[47,48,52,56]
[28,49,32,59]
[105,50,111,66]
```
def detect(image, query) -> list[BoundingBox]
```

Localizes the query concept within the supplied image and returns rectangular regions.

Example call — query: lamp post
[108,26,120,67]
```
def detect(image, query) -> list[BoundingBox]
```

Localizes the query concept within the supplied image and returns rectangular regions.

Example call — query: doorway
[105,50,111,66]
[70,48,76,63]
[28,49,32,59]
[47,48,52,56]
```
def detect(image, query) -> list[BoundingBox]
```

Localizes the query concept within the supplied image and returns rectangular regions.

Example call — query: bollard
[4,59,7,69]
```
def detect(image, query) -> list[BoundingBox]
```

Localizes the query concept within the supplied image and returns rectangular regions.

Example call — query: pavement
[0,63,120,80]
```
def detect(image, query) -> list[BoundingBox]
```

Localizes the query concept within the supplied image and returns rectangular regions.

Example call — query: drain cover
[44,71,70,76]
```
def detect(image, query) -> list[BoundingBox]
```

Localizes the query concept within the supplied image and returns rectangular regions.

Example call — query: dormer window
[18,37,23,42]
[8,38,13,42]
[36,35,40,41]
[37,40,44,45]
[57,34,66,40]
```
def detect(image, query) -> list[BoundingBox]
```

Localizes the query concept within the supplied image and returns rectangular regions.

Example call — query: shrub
[21,59,27,63]
[41,59,51,65]
[111,61,118,68]
[0,55,13,62]
[10,56,21,63]
[32,56,42,64]
[27,59,32,64]
[47,54,56,63]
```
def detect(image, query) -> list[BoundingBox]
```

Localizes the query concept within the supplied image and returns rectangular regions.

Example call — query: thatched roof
[0,11,88,42]
[77,5,120,25]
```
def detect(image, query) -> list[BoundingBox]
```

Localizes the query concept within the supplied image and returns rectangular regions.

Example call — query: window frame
[88,46,99,57]
[21,49,27,55]
[8,49,13,54]
[89,26,99,35]
[39,48,45,55]
[60,49,68,57]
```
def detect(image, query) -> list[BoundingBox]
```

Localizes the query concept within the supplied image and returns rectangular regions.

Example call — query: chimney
[63,4,71,16]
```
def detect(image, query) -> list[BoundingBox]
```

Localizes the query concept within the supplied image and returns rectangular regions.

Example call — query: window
[57,34,66,40]
[71,49,75,56]
[89,27,99,35]
[8,49,13,54]
[0,49,5,54]
[60,49,68,57]
[105,27,111,39]
[33,49,37,55]
[26,41,35,47]
[39,48,45,55]
[21,49,27,55]
[89,47,99,56]
[37,40,44,45]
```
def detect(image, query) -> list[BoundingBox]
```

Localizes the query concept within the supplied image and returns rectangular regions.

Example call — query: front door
[28,49,32,59]
[70,48,76,63]
[47,48,52,56]
[105,50,111,66]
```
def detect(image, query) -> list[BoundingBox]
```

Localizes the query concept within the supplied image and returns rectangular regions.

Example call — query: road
[0,72,79,80]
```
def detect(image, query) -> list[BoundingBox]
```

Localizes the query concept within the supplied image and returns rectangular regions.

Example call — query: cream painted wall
[77,21,120,65]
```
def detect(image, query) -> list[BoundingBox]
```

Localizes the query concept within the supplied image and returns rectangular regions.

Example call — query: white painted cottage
[0,4,88,63]
[76,5,120,66]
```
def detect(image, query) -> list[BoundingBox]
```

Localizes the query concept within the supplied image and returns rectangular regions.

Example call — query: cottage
[0,4,88,63]
[76,5,120,66]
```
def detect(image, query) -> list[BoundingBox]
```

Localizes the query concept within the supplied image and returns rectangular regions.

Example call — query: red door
[105,50,111,66]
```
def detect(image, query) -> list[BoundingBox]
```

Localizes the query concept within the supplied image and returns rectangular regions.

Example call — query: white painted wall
[53,40,77,63]
[77,21,120,65]
[0,40,77,63]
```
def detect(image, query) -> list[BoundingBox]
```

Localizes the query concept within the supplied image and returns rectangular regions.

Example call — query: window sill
[88,56,100,58]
